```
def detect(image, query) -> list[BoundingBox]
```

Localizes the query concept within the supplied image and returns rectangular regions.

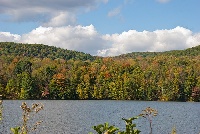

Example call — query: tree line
[0,42,95,61]
[0,42,199,101]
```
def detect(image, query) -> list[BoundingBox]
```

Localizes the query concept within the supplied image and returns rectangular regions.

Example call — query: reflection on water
[0,100,200,134]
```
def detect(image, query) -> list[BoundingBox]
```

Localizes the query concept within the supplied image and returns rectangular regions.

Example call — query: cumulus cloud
[0,32,20,42]
[43,12,77,27]
[1,0,199,57]
[0,26,199,56]
[19,25,106,55]
[98,26,200,56]
[0,0,107,26]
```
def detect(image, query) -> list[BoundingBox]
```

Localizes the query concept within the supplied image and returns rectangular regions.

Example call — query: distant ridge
[116,45,200,58]
[0,42,95,61]
[0,42,199,60]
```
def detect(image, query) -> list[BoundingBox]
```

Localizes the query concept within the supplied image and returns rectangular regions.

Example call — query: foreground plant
[171,126,176,134]
[90,108,158,134]
[90,122,119,134]
[139,107,158,134]
[118,116,141,134]
[11,102,44,134]
[0,100,2,121]
[89,116,140,134]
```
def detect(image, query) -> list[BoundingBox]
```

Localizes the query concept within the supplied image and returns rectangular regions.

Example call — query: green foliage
[0,42,200,101]
[10,127,21,134]
[0,84,4,97]
[0,42,95,61]
[90,117,140,134]
[20,72,34,99]
[90,107,159,134]
[14,60,32,76]
[49,73,72,99]
[90,122,119,134]
[117,45,200,58]
[118,117,141,134]
[5,78,19,99]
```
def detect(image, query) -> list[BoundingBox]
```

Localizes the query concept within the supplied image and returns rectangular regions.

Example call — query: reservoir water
[0,100,200,134]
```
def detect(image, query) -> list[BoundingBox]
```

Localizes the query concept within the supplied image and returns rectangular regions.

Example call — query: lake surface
[0,100,200,134]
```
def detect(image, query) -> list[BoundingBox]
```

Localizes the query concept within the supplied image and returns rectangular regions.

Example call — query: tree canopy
[0,42,199,101]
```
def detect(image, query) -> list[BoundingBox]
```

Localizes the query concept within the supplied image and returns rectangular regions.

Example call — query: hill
[0,42,199,101]
[0,42,95,61]
[1,42,199,60]
[116,45,200,58]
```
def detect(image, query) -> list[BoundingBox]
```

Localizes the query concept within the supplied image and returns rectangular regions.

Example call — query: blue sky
[0,0,200,56]
[78,0,200,34]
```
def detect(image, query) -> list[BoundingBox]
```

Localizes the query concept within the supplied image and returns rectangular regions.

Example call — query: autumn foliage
[0,42,200,101]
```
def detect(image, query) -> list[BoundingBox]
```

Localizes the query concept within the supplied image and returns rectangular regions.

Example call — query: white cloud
[156,0,171,3]
[0,0,107,26]
[108,7,121,17]
[0,26,200,56]
[42,12,77,27]
[107,1,129,20]
[0,32,20,42]
[20,25,106,55]
[98,26,200,56]
[1,0,199,57]
[102,0,109,4]
[124,0,134,5]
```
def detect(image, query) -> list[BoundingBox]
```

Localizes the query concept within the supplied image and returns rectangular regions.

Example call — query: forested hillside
[0,42,199,101]
[0,42,95,61]
[117,45,200,58]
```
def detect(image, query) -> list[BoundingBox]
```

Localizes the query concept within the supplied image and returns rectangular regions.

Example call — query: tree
[19,72,34,99]
[49,73,71,99]
[14,60,32,76]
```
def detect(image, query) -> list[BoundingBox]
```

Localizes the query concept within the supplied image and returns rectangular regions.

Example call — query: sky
[0,0,200,56]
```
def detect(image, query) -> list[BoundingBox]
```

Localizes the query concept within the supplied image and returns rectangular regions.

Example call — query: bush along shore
[89,107,158,134]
